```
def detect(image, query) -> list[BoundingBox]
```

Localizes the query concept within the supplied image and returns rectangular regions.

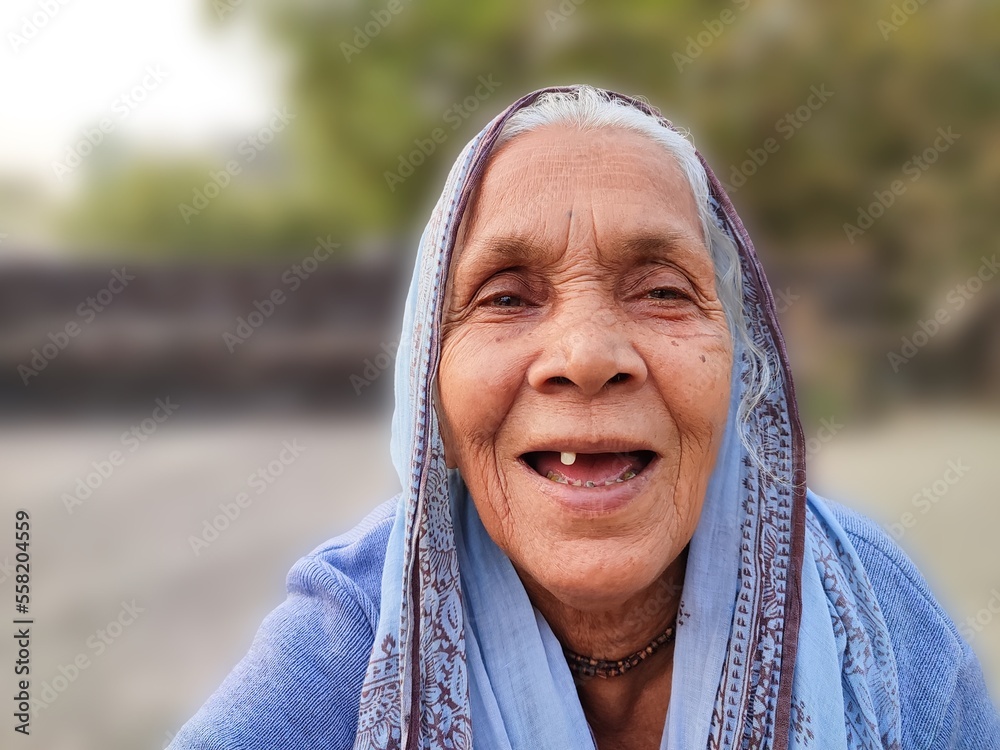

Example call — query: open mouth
[520,450,656,487]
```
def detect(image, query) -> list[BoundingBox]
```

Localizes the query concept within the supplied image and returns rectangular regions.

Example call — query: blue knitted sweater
[170,496,1000,749]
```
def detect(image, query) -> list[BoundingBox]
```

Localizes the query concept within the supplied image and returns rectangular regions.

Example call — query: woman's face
[437,125,733,611]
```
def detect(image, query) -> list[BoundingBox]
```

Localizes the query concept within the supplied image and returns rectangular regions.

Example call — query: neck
[580,642,675,747]
[518,549,687,744]
[523,548,686,660]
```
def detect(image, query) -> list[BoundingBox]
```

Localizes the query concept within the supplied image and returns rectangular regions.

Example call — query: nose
[526,309,648,397]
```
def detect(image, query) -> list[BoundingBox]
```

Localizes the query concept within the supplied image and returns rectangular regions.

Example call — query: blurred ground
[0,407,996,749]
[0,414,401,750]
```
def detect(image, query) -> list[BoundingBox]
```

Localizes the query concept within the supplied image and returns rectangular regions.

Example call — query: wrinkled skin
[436,125,733,746]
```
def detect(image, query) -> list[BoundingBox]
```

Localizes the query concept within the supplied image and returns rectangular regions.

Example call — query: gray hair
[493,86,775,461]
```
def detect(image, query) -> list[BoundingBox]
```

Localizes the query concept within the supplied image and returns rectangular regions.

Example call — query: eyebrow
[613,230,707,263]
[458,235,539,271]
[457,228,706,273]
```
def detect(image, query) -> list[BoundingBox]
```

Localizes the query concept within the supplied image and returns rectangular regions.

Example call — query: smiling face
[437,125,733,612]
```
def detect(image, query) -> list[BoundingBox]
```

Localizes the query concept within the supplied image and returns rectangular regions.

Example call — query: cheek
[437,330,532,545]
[647,334,733,428]
[437,328,528,462]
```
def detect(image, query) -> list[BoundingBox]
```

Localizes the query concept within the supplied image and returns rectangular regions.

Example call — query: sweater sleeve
[167,553,376,750]
[927,637,1000,750]
[823,496,1000,749]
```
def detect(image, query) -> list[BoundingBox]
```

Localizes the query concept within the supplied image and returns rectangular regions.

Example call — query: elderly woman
[170,86,1000,749]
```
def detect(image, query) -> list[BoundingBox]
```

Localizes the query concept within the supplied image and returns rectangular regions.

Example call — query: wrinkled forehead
[453,125,705,261]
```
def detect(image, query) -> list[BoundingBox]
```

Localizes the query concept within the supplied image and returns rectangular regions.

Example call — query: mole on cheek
[700,355,706,362]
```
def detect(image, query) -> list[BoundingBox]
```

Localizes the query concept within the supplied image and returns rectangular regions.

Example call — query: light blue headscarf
[353,86,902,750]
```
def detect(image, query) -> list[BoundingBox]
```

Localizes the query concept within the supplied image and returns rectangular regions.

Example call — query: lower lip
[517,456,658,516]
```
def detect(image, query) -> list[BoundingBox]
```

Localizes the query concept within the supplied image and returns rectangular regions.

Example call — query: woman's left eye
[647,287,689,301]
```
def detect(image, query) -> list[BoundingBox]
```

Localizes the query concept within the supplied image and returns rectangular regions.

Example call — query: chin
[518,539,668,613]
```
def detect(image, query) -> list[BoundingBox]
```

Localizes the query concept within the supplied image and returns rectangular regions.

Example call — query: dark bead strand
[563,621,677,680]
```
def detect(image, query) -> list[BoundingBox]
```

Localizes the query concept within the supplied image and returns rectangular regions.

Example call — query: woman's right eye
[487,293,524,308]
[473,270,536,309]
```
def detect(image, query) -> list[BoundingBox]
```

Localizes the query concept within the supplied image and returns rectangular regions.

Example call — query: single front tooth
[584,480,595,488]
[560,451,577,466]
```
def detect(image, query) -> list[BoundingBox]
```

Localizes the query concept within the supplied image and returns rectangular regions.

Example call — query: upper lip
[517,439,659,457]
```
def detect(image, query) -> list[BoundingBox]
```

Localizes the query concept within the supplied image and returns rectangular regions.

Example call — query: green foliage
[61,0,1000,273]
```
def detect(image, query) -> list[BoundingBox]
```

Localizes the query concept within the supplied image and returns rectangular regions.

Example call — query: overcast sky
[0,0,282,184]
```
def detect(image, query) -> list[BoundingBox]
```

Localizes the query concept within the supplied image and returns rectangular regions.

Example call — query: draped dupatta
[353,86,902,750]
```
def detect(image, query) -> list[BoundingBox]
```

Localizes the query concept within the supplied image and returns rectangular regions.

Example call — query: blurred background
[1,0,998,747]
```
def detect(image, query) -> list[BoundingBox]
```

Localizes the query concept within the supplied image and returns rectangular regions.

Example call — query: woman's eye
[488,294,524,307]
[648,288,689,301]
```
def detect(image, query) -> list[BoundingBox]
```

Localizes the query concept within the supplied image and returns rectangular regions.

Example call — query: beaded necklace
[563,620,677,680]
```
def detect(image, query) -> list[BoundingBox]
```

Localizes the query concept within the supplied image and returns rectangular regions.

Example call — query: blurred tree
[59,0,1000,271]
